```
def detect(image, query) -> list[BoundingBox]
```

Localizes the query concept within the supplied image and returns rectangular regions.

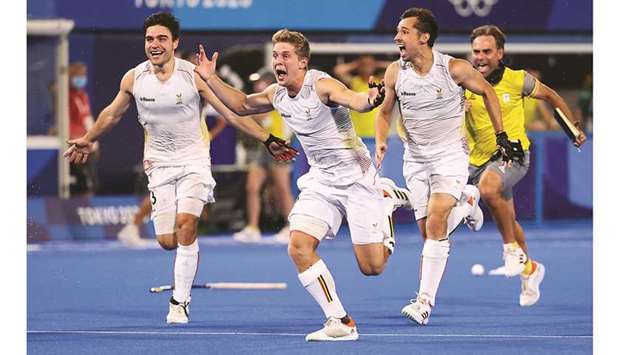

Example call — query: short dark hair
[400,8,439,47]
[143,12,180,40]
[470,25,506,50]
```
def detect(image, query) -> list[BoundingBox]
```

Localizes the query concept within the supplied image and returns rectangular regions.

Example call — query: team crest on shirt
[436,88,443,99]
[502,93,510,103]
[176,93,183,105]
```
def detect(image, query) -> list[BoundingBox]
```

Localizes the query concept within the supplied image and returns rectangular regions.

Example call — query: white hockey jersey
[133,57,210,168]
[272,69,373,186]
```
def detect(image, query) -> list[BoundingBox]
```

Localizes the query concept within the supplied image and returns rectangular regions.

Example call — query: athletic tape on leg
[154,213,175,235]
[177,198,204,217]
[289,214,329,240]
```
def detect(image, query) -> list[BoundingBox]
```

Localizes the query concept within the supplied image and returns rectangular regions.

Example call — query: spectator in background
[232,68,294,244]
[576,72,593,132]
[333,55,391,138]
[68,62,99,196]
[523,69,559,131]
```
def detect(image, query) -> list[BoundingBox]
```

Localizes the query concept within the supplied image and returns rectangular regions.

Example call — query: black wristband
[263,133,283,146]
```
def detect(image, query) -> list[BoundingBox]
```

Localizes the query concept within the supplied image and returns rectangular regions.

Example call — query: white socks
[383,196,395,254]
[172,239,199,303]
[446,200,470,235]
[298,259,346,319]
[419,239,450,306]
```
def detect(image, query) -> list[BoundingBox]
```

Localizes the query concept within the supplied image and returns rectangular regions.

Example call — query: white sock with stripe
[298,259,346,319]
[172,239,199,303]
[419,238,450,306]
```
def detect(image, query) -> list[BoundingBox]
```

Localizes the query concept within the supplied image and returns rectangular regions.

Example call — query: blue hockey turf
[28,220,592,354]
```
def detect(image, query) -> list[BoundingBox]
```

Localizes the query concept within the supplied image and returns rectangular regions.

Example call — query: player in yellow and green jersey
[465,25,586,306]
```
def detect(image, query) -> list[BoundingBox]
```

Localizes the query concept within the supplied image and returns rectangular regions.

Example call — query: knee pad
[154,212,175,235]
[289,214,329,240]
[177,198,204,217]
[422,239,450,258]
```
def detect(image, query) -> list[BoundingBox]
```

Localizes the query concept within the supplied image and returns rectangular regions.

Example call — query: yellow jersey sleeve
[349,76,378,138]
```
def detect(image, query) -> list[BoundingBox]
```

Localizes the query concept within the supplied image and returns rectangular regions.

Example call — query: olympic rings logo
[448,0,498,17]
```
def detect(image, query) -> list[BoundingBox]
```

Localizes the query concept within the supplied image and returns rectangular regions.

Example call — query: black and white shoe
[166,296,190,324]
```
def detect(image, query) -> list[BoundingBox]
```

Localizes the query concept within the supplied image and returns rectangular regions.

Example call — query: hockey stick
[553,107,582,150]
[149,282,287,293]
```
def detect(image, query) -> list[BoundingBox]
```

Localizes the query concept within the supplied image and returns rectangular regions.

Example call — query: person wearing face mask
[68,61,99,196]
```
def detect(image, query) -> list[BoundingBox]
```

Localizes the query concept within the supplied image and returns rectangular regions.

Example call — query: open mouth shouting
[474,61,491,75]
[396,43,407,58]
[274,67,287,82]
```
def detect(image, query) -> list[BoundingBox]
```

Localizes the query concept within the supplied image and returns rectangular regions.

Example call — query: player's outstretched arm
[450,59,521,164]
[374,62,398,168]
[194,44,272,116]
[316,76,384,113]
[64,70,133,164]
[531,81,587,147]
[450,59,503,133]
[196,76,297,161]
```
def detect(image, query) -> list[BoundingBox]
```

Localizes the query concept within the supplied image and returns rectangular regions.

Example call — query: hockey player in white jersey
[63,12,297,325]
[194,29,412,342]
[375,8,522,326]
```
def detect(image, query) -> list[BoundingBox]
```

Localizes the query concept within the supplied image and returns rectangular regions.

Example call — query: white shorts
[288,168,385,245]
[146,165,216,235]
[403,151,468,220]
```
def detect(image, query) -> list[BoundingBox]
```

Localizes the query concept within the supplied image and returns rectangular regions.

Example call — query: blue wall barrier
[27,132,592,242]
[27,195,154,243]
[357,132,592,223]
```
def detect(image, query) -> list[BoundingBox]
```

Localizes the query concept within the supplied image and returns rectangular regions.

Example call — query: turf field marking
[28,330,592,339]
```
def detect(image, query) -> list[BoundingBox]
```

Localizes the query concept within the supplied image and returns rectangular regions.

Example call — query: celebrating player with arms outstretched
[194,28,412,341]
[63,12,296,324]
[375,8,518,326]
[466,25,586,306]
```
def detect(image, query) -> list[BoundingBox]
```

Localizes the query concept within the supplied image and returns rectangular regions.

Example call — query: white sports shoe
[520,262,545,306]
[305,316,359,342]
[462,185,484,231]
[503,244,528,277]
[401,293,432,325]
[166,297,190,324]
[232,226,262,243]
[118,223,150,247]
[379,177,413,210]
[273,225,290,244]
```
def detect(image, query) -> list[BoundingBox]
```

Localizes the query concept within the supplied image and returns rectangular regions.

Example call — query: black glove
[494,131,525,164]
[263,134,298,161]
[367,80,385,108]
